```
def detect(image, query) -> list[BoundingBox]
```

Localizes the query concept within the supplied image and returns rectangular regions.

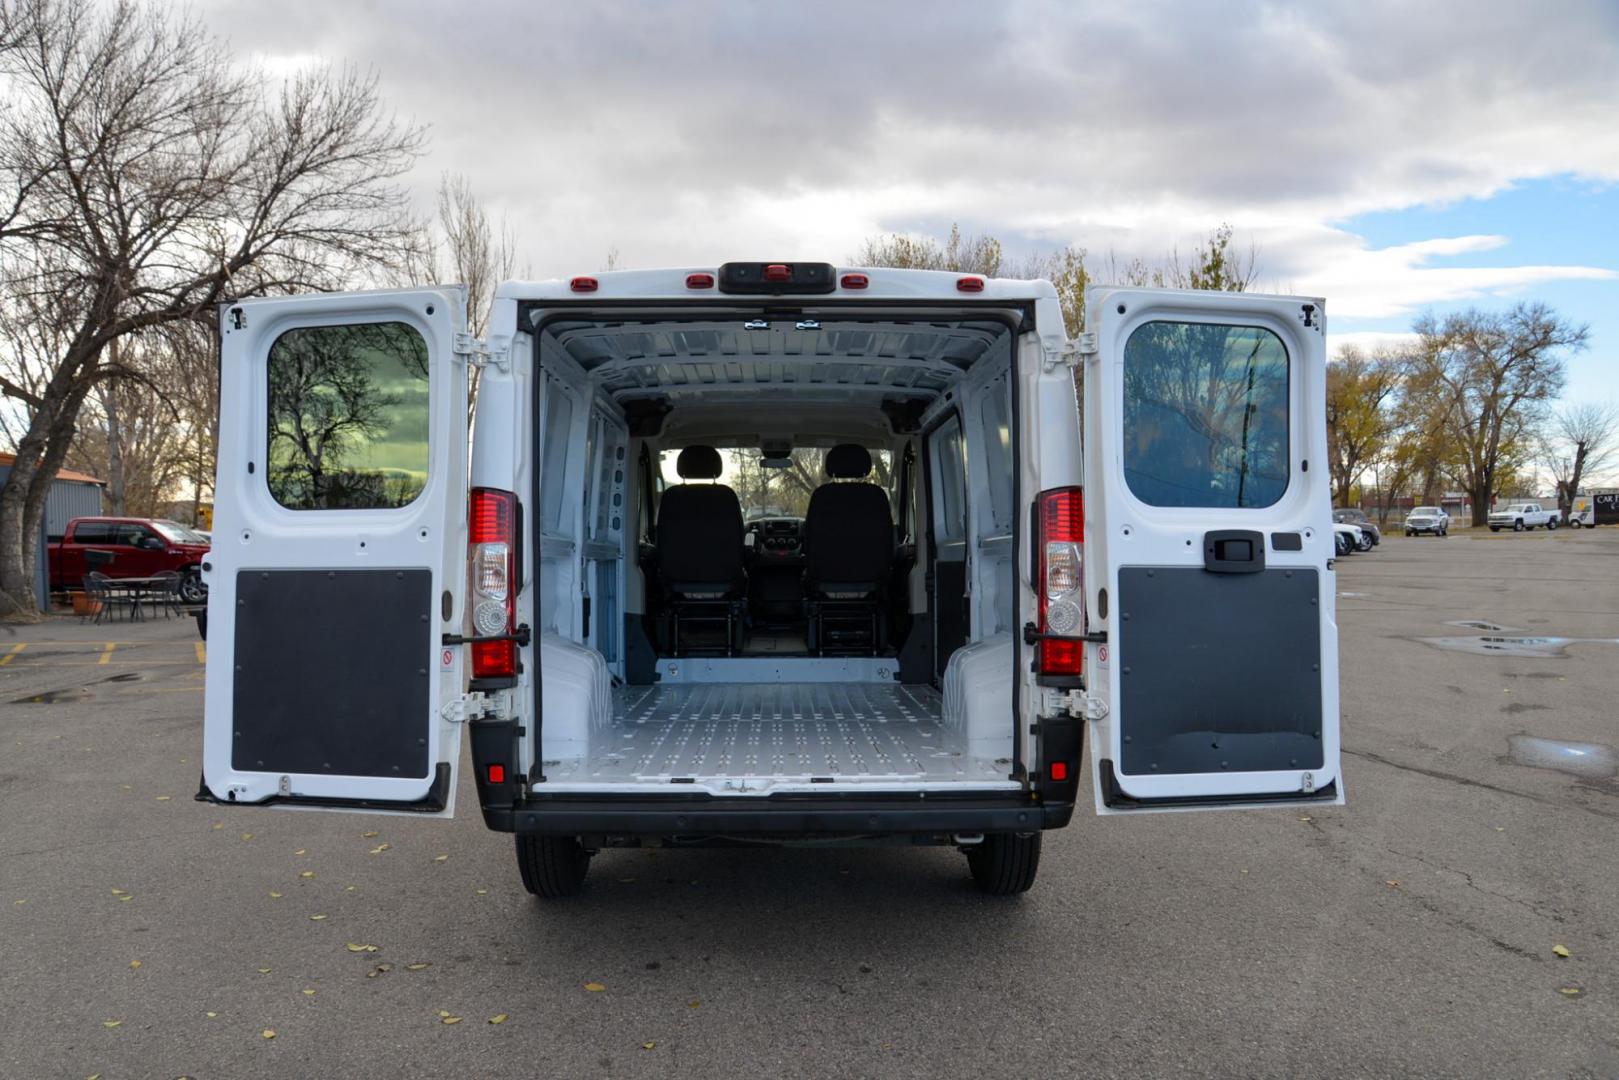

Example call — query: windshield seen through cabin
[658,446,893,520]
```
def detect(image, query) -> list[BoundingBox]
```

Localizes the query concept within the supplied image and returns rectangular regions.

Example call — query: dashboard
[748,517,804,561]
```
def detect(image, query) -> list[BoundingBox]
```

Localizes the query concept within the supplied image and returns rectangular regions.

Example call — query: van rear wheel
[516,835,592,898]
[966,832,1041,895]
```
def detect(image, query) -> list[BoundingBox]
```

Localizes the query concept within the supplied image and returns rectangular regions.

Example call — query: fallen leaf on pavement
[129,960,141,969]
[302,989,316,997]
[642,1042,655,1050]
[257,967,272,974]
[155,795,171,801]
[488,1013,508,1025]
[212,823,223,830]
[474,888,488,896]
[1553,944,1571,958]
[406,962,430,971]
[345,943,379,953]
[432,854,448,863]
[360,831,379,838]
[262,1029,275,1040]
[299,871,315,879]
[584,982,606,992]
[1559,986,1582,996]
[241,833,253,841]
[369,844,389,855]
[116,894,132,902]
[102,1020,121,1029]
[308,914,328,921]
[441,1016,462,1025]
[1385,880,1400,888]
[110,888,126,896]
[269,891,282,899]
[688,1000,700,1008]
[293,849,306,856]
[206,1012,218,1018]
[367,963,392,978]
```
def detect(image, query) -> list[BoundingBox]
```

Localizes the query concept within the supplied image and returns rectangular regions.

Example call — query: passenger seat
[656,445,746,655]
[802,444,894,654]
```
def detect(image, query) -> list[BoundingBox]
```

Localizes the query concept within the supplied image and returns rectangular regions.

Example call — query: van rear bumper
[482,793,1072,837]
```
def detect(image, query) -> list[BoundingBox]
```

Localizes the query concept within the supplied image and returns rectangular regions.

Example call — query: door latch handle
[1022,622,1107,646]
[442,623,532,647]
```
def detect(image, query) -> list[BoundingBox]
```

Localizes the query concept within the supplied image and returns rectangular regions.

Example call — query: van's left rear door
[201,288,470,815]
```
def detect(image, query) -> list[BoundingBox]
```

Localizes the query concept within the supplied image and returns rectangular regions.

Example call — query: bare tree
[409,173,518,424]
[1106,224,1259,294]
[1404,304,1584,526]
[0,0,426,615]
[1543,402,1619,522]
[1325,344,1403,507]
[853,223,1004,277]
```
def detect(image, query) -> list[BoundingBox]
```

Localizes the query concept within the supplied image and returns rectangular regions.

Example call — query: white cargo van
[199,263,1342,896]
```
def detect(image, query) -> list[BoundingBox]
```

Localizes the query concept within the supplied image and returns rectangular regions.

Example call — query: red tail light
[840,273,869,289]
[469,488,518,680]
[570,276,598,292]
[956,276,985,293]
[1036,487,1085,677]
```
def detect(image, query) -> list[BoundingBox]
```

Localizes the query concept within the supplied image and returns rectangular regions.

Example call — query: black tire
[1405,530,1414,537]
[1571,519,1582,529]
[1490,526,1500,532]
[516,835,592,898]
[967,832,1041,895]
[1513,519,1525,532]
[1356,533,1373,552]
[1547,518,1558,531]
[1439,526,1447,537]
[178,570,207,605]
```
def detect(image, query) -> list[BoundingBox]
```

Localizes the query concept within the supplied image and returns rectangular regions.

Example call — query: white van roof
[493,265,1062,303]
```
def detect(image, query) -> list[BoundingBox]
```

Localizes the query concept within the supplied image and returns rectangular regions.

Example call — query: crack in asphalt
[1344,748,1619,821]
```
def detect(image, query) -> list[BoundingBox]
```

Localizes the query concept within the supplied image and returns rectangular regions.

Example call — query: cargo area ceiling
[539,317,1011,404]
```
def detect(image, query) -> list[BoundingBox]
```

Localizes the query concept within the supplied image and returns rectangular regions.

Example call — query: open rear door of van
[1082,288,1342,813]
[201,288,471,816]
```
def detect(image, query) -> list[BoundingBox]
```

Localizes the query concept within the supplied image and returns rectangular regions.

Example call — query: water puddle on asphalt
[1417,635,1619,658]
[1507,735,1619,780]
[13,686,92,704]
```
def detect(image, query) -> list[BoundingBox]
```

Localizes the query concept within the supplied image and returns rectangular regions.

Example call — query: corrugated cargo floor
[545,683,1012,785]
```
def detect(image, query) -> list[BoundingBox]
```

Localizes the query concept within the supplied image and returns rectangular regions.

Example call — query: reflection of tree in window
[1123,322,1289,509]
[267,322,430,510]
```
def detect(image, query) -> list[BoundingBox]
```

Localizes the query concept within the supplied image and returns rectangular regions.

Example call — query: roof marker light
[840,273,869,290]
[763,263,792,282]
[956,276,985,293]
[686,272,715,289]
[570,276,598,293]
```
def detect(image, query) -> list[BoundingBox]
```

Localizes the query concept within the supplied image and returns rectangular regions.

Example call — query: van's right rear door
[1081,288,1342,813]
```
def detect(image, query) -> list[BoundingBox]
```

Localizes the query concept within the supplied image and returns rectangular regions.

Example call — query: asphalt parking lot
[3,529,1617,1079]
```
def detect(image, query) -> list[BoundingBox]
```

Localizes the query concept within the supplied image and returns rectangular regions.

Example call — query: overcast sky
[200,0,1619,404]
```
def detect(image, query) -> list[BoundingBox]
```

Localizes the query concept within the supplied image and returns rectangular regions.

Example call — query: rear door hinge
[1044,335,1093,372]
[1043,687,1108,721]
[454,332,507,373]
[442,691,497,725]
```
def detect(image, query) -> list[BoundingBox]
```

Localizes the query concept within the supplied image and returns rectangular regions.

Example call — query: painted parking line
[195,641,206,664]
[0,643,24,666]
[98,643,116,665]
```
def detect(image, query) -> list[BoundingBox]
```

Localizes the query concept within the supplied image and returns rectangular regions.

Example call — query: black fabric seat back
[803,444,893,593]
[657,445,744,594]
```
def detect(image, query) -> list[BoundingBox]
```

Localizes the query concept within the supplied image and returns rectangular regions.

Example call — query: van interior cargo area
[529,305,1024,794]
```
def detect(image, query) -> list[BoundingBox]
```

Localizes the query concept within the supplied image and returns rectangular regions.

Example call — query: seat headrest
[675,445,723,480]
[825,443,873,479]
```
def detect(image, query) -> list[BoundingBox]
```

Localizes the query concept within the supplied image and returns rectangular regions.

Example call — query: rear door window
[1122,321,1289,508]
[266,321,431,511]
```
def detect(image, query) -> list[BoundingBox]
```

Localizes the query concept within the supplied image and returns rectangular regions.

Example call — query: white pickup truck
[1488,502,1558,532]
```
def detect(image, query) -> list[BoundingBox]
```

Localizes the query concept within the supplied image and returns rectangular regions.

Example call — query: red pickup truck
[49,517,211,603]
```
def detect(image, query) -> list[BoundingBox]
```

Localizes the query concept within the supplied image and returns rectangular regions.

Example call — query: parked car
[1333,508,1380,547]
[1403,506,1449,536]
[48,517,211,603]
[1488,502,1557,532]
[1333,522,1364,555]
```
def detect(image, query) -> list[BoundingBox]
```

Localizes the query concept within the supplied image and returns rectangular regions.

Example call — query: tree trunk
[103,379,126,516]
[1469,480,1491,527]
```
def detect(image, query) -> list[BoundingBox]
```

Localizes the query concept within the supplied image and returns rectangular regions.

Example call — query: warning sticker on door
[440,647,455,670]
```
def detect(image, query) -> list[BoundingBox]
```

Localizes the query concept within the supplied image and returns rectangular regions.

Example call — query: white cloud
[192,0,1619,305]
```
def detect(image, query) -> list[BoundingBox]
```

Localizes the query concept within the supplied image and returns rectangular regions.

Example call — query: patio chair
[86,571,141,623]
[148,570,182,618]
